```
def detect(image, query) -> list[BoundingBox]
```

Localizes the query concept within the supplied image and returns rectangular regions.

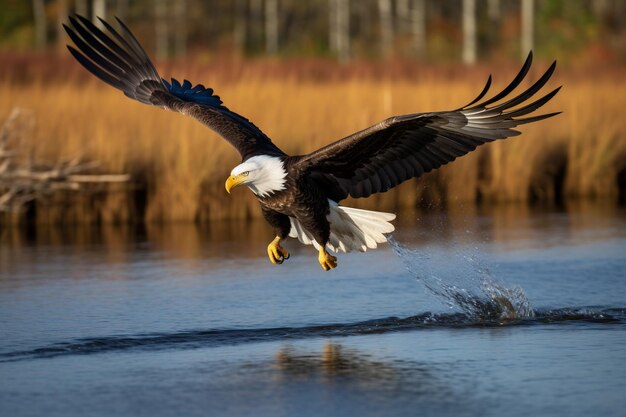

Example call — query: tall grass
[0,58,624,224]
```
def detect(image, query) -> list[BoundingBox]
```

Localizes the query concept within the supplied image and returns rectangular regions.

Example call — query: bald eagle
[65,16,559,271]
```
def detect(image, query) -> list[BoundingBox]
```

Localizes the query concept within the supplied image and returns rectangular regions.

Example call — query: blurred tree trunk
[57,0,68,46]
[396,0,409,33]
[330,0,350,62]
[75,0,88,16]
[329,0,336,53]
[234,0,248,51]
[265,0,279,54]
[174,0,187,57]
[411,0,426,58]
[92,0,106,28]
[250,0,263,51]
[521,0,534,58]
[32,0,47,50]
[378,0,393,58]
[155,0,168,59]
[355,0,372,45]
[591,0,610,19]
[116,0,128,21]
[487,0,500,21]
[614,0,626,30]
[328,0,339,54]
[487,0,500,54]
[462,0,476,65]
[336,0,350,62]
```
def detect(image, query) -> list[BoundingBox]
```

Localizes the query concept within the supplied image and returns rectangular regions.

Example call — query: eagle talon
[318,247,337,271]
[267,237,290,265]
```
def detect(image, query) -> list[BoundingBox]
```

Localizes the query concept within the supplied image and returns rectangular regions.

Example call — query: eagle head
[225,155,287,197]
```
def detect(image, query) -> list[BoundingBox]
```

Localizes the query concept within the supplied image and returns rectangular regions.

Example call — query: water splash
[389,237,534,322]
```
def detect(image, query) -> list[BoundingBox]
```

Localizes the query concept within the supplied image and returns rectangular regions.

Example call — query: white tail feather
[288,201,396,253]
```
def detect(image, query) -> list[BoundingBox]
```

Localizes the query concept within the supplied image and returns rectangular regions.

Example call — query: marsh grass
[0,59,624,224]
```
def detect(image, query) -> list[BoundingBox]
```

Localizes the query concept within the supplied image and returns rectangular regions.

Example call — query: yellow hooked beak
[225,174,247,193]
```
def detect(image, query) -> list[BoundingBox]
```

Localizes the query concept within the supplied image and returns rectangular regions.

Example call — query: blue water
[1,203,625,417]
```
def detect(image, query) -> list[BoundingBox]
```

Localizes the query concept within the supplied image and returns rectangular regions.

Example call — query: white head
[224,155,287,197]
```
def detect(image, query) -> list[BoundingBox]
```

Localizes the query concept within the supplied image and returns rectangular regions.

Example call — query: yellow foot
[267,237,290,265]
[318,247,337,271]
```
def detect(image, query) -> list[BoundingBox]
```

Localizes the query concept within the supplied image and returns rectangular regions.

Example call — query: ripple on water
[0,305,622,363]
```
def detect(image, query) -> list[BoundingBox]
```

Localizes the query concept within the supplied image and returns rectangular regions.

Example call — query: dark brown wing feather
[298,52,560,202]
[64,15,284,160]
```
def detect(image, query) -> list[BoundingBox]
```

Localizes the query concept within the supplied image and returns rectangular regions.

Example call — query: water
[1,202,625,417]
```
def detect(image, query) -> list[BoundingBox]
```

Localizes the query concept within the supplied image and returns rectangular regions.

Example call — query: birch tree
[411,0,426,57]
[93,0,106,28]
[330,0,350,62]
[336,0,350,62]
[462,0,476,65]
[378,0,393,58]
[521,0,534,58]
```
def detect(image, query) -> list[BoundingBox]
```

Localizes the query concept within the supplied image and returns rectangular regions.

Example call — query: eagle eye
[241,171,249,176]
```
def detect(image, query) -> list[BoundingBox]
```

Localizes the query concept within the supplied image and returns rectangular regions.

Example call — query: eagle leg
[267,236,290,265]
[318,247,337,271]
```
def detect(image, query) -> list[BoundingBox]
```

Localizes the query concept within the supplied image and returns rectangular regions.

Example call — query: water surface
[1,202,625,417]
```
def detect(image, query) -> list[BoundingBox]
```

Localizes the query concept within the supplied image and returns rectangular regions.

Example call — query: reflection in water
[393,200,626,249]
[212,341,487,417]
[0,219,273,260]
[272,342,439,395]
[0,219,275,279]
[2,201,625,259]
[275,343,400,381]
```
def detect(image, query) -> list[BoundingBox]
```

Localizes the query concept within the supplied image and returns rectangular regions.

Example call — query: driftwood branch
[0,108,130,212]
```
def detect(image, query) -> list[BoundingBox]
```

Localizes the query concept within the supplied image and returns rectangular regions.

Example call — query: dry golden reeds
[0,58,624,225]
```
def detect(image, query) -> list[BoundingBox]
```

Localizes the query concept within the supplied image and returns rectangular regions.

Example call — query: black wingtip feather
[65,20,130,80]
[73,15,135,71]
[458,74,492,110]
[66,14,165,101]
[66,45,123,90]
[489,60,557,112]
[112,16,161,81]
[472,51,534,109]
[504,86,562,118]
[514,111,561,125]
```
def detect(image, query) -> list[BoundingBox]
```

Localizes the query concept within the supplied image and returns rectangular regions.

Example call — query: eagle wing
[64,15,284,161]
[298,52,560,202]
